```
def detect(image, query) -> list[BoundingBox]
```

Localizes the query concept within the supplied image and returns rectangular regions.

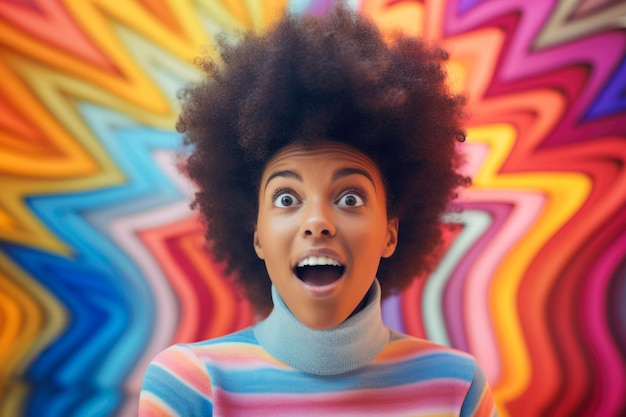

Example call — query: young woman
[139,5,497,416]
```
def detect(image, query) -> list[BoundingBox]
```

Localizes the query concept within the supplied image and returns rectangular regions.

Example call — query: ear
[253,227,265,260]
[382,217,399,258]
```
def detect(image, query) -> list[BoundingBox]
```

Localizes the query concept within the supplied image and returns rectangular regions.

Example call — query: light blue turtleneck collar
[253,280,390,375]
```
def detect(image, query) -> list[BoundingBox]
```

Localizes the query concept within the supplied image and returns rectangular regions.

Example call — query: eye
[336,191,365,207]
[273,191,300,208]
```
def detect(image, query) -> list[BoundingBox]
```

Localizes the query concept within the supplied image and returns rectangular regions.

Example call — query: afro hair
[178,4,469,314]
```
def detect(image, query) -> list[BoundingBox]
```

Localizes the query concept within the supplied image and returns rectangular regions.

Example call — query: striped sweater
[139,282,497,416]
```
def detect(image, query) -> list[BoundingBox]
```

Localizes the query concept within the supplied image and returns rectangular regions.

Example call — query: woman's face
[254,140,398,330]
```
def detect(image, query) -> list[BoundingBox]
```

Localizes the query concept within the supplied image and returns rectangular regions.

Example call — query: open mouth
[295,256,345,287]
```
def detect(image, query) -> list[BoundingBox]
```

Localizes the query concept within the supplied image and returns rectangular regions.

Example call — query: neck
[253,280,389,375]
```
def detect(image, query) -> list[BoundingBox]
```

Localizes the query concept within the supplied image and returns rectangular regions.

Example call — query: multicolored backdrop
[1,0,625,416]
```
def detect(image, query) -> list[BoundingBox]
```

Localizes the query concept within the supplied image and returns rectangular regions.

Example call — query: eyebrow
[332,167,377,190]
[264,167,376,191]
[264,170,302,190]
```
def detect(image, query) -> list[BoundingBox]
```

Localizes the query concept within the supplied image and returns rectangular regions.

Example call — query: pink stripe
[139,392,177,417]
[580,229,626,416]
[193,343,289,369]
[212,379,469,416]
[445,201,510,352]
[461,189,545,385]
[154,346,212,398]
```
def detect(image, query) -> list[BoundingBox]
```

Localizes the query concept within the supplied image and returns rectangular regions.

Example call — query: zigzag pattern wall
[0,1,624,416]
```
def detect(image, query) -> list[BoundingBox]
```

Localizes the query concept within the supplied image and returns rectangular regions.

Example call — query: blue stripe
[211,351,476,394]
[460,366,488,416]
[143,365,213,414]
[196,328,258,346]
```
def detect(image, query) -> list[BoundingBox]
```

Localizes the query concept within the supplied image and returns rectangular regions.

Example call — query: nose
[300,199,336,238]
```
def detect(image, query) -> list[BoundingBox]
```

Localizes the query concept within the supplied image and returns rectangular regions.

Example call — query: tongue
[298,266,343,286]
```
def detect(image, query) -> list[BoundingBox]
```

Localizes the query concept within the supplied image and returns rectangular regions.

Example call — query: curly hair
[178,5,469,314]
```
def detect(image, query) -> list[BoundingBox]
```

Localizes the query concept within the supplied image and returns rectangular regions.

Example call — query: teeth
[297,256,342,267]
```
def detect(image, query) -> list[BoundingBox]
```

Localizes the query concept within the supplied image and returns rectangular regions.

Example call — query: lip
[293,248,344,268]
[293,248,346,298]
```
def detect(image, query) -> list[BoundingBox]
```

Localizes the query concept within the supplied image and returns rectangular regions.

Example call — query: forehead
[261,141,382,179]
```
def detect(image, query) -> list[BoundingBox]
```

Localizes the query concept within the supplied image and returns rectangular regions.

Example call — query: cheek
[258,215,297,253]
[343,217,389,254]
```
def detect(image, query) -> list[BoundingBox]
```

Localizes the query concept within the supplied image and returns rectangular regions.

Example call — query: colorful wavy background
[1,0,624,416]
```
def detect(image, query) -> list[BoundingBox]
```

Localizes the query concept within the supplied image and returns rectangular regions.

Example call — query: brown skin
[253,140,398,330]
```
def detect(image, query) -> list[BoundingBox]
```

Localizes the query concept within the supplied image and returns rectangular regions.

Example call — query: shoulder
[139,326,262,414]
[385,329,476,359]
[382,331,497,416]
[153,326,260,365]
[375,331,497,415]
[145,325,285,377]
[377,330,480,379]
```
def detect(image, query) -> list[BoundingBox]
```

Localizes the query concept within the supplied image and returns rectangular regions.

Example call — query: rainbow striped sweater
[139,282,497,416]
